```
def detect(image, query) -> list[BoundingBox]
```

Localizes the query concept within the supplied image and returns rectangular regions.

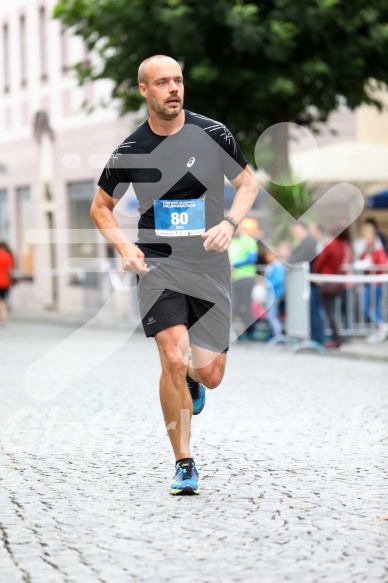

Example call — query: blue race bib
[154,198,205,237]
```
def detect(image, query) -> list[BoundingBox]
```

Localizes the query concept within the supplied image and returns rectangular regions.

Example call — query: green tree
[54,0,388,173]
[268,180,315,242]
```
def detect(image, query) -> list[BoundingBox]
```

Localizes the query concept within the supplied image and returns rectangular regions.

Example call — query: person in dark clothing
[289,221,317,264]
[90,55,258,495]
[313,226,351,349]
[309,224,328,344]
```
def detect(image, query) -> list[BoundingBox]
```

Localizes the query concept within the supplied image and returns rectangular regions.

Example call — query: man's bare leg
[155,328,228,494]
[155,325,193,460]
[155,330,227,456]
[188,345,227,389]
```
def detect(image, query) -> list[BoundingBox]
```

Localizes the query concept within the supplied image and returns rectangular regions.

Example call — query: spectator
[309,224,329,345]
[338,235,354,333]
[0,241,14,326]
[228,219,259,341]
[364,217,388,255]
[313,226,351,349]
[277,240,292,264]
[309,223,328,254]
[357,223,388,344]
[288,221,317,264]
[264,248,286,339]
[273,240,291,328]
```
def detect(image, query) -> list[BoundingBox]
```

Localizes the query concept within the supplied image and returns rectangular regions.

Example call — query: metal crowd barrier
[308,267,388,337]
[260,262,388,352]
[283,262,388,339]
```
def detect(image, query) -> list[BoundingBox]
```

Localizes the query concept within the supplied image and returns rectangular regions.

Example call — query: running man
[90,55,258,495]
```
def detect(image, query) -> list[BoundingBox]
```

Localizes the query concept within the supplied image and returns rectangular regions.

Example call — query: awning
[365,190,388,209]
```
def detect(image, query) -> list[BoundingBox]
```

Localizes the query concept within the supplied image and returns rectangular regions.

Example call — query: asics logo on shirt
[187,157,195,167]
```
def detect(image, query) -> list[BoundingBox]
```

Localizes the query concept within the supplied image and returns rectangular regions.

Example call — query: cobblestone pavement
[0,320,387,583]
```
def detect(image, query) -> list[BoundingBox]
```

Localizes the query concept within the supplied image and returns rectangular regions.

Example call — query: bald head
[138,55,181,86]
[138,55,184,123]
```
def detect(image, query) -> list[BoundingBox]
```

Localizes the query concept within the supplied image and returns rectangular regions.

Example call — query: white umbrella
[290,140,388,183]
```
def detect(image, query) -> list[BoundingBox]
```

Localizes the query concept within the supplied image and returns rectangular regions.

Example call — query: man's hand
[90,188,150,274]
[118,243,150,274]
[201,221,235,252]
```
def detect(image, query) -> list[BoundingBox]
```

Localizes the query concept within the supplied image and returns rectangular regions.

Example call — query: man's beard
[148,93,184,120]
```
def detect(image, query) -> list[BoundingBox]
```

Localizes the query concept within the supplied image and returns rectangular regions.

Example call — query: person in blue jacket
[264,248,286,338]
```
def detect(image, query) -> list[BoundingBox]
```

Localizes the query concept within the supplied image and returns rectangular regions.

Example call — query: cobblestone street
[0,320,387,583]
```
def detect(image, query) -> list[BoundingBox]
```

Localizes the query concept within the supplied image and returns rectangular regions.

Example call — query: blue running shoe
[170,460,200,495]
[186,375,206,415]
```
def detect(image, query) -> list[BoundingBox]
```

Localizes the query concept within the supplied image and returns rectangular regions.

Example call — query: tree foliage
[54,0,388,164]
[268,180,315,242]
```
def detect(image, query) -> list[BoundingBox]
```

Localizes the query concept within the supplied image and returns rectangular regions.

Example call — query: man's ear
[139,83,147,98]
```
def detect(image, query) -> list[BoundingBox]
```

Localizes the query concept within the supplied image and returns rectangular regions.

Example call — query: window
[60,26,68,72]
[67,181,97,285]
[3,24,9,92]
[0,189,10,243]
[20,14,27,86]
[16,186,34,276]
[38,6,48,80]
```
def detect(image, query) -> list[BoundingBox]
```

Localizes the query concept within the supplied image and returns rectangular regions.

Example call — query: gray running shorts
[137,262,231,353]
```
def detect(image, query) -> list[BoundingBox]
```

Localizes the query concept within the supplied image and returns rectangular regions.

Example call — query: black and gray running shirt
[98,110,247,272]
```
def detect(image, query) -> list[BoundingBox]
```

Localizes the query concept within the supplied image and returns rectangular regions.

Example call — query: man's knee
[161,352,188,380]
[156,325,190,376]
[199,365,225,389]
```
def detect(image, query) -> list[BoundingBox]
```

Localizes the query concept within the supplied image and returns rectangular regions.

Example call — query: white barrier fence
[286,263,388,340]
[305,265,388,338]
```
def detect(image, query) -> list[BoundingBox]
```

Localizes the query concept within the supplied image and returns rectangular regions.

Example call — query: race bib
[154,198,205,237]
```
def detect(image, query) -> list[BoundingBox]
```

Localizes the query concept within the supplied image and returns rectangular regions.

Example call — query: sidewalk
[333,338,388,362]
[9,310,388,362]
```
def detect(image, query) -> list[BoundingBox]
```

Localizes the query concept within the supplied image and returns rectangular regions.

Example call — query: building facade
[0,0,140,317]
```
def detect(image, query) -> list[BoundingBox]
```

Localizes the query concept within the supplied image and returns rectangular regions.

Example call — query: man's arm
[90,187,149,274]
[201,166,259,252]
[227,165,259,225]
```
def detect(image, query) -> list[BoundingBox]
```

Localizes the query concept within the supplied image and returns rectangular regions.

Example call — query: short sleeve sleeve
[97,145,131,198]
[218,126,248,180]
